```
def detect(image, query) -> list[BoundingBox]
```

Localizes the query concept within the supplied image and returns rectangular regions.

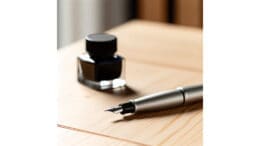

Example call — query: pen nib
[104,106,123,114]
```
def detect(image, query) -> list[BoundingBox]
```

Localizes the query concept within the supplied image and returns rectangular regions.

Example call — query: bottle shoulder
[78,53,124,63]
[113,55,124,61]
[78,54,95,63]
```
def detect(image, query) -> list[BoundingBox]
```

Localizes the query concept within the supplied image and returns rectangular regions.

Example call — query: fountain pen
[105,84,203,114]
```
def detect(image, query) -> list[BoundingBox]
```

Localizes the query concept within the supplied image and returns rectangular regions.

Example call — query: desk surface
[58,20,202,146]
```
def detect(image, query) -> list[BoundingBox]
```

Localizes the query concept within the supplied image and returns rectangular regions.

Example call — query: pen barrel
[181,84,203,104]
[132,84,203,113]
[132,89,184,113]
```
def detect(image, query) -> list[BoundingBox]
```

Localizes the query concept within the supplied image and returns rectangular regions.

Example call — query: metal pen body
[131,84,203,113]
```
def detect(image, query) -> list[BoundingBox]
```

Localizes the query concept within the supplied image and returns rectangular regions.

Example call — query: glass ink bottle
[77,33,126,90]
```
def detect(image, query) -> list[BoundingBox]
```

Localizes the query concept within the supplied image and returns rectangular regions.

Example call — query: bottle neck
[90,55,116,61]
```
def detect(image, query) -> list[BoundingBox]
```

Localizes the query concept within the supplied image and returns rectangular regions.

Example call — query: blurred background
[58,0,203,48]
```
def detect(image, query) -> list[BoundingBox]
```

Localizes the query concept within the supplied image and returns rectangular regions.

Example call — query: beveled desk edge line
[57,124,150,146]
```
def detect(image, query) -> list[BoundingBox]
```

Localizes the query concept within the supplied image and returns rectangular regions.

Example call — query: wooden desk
[58,20,202,146]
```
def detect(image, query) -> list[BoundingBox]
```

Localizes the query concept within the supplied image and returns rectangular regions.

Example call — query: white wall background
[58,0,132,48]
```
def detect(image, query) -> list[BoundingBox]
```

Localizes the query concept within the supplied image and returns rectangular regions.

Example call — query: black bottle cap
[86,33,117,58]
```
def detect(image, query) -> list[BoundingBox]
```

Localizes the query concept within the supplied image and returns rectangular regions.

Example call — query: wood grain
[57,127,144,146]
[58,20,202,146]
[137,0,168,22]
[174,0,203,27]
[107,20,202,72]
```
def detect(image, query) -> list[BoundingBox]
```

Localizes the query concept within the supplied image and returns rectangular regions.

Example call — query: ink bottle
[77,33,126,90]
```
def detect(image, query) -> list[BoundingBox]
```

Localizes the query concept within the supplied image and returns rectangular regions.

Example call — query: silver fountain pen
[105,84,203,114]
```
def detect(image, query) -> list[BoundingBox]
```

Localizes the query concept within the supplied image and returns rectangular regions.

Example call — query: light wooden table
[58,20,202,146]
